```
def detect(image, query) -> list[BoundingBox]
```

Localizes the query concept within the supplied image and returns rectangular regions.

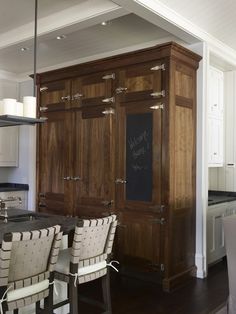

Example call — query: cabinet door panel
[116,100,162,211]
[0,126,18,167]
[39,80,71,111]
[117,212,162,270]
[209,67,223,118]
[71,72,115,108]
[73,107,115,217]
[118,62,164,103]
[208,117,223,166]
[37,110,73,215]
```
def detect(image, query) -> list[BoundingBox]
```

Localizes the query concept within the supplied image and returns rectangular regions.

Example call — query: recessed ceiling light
[101,21,111,26]
[20,47,29,52]
[56,35,66,40]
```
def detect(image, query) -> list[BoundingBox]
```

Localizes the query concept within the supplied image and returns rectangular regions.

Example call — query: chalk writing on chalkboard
[126,113,153,202]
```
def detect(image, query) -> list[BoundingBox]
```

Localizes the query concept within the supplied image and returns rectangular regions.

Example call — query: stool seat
[54,215,118,314]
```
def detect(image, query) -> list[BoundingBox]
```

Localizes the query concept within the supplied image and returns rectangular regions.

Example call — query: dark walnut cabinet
[37,42,201,291]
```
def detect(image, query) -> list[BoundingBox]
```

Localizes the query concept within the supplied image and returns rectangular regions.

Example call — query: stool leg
[102,270,112,314]
[69,277,78,314]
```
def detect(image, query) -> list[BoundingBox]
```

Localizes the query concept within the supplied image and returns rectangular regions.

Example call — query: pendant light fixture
[0,0,41,124]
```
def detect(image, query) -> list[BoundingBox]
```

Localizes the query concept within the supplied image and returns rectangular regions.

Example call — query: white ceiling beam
[111,0,198,43]
[112,0,236,66]
[0,0,128,49]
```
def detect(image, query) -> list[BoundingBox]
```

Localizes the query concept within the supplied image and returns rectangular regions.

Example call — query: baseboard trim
[195,253,207,278]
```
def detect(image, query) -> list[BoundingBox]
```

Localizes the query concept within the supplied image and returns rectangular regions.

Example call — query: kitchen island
[0,208,77,242]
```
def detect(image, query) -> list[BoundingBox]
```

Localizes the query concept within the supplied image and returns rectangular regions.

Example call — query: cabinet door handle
[61,95,71,101]
[71,176,82,181]
[101,200,114,207]
[115,178,127,184]
[63,176,71,181]
[72,93,83,100]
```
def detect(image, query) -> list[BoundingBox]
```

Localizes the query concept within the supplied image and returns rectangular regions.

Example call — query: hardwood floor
[78,260,228,314]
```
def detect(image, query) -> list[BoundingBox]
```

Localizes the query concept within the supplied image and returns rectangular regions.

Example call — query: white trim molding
[195,254,207,279]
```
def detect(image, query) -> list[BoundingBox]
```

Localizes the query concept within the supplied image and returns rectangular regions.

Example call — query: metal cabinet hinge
[71,176,82,181]
[102,97,115,104]
[40,86,48,92]
[150,103,164,110]
[150,90,165,98]
[115,87,128,94]
[72,93,83,100]
[102,73,115,80]
[102,107,115,115]
[149,204,165,213]
[40,106,48,112]
[151,218,166,225]
[61,95,71,101]
[150,64,165,71]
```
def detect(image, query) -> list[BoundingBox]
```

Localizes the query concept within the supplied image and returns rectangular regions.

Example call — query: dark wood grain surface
[0,209,77,242]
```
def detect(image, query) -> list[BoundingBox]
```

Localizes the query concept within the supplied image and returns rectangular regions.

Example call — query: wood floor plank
[77,260,229,314]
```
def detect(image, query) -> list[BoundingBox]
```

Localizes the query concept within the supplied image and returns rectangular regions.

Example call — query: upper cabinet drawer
[39,80,71,113]
[117,61,166,103]
[71,71,116,108]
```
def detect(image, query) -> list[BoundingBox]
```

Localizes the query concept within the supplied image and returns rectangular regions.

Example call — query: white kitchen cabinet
[0,126,19,166]
[209,67,224,118]
[208,66,224,167]
[207,201,236,264]
[208,117,223,166]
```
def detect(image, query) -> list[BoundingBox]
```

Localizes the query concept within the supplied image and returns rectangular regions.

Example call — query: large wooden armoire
[36,42,201,291]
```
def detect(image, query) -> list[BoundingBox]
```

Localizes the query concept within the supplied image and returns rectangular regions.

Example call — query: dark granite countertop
[0,183,29,192]
[0,208,77,242]
[208,190,236,206]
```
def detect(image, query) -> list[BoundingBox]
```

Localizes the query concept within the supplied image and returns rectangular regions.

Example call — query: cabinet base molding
[162,266,197,292]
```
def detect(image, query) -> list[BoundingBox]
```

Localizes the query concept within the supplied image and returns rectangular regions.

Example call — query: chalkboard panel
[126,113,153,202]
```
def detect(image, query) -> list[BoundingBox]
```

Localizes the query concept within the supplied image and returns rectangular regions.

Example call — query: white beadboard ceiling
[158,0,236,50]
[0,0,86,34]
[1,0,236,75]
[0,13,178,74]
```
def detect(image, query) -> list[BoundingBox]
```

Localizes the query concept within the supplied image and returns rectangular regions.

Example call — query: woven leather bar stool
[0,225,62,314]
[54,214,118,314]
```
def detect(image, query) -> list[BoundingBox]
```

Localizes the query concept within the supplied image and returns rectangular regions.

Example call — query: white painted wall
[10,80,36,210]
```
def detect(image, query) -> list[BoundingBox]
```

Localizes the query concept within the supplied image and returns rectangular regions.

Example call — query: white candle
[23,96,36,118]
[2,98,17,115]
[16,102,24,116]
